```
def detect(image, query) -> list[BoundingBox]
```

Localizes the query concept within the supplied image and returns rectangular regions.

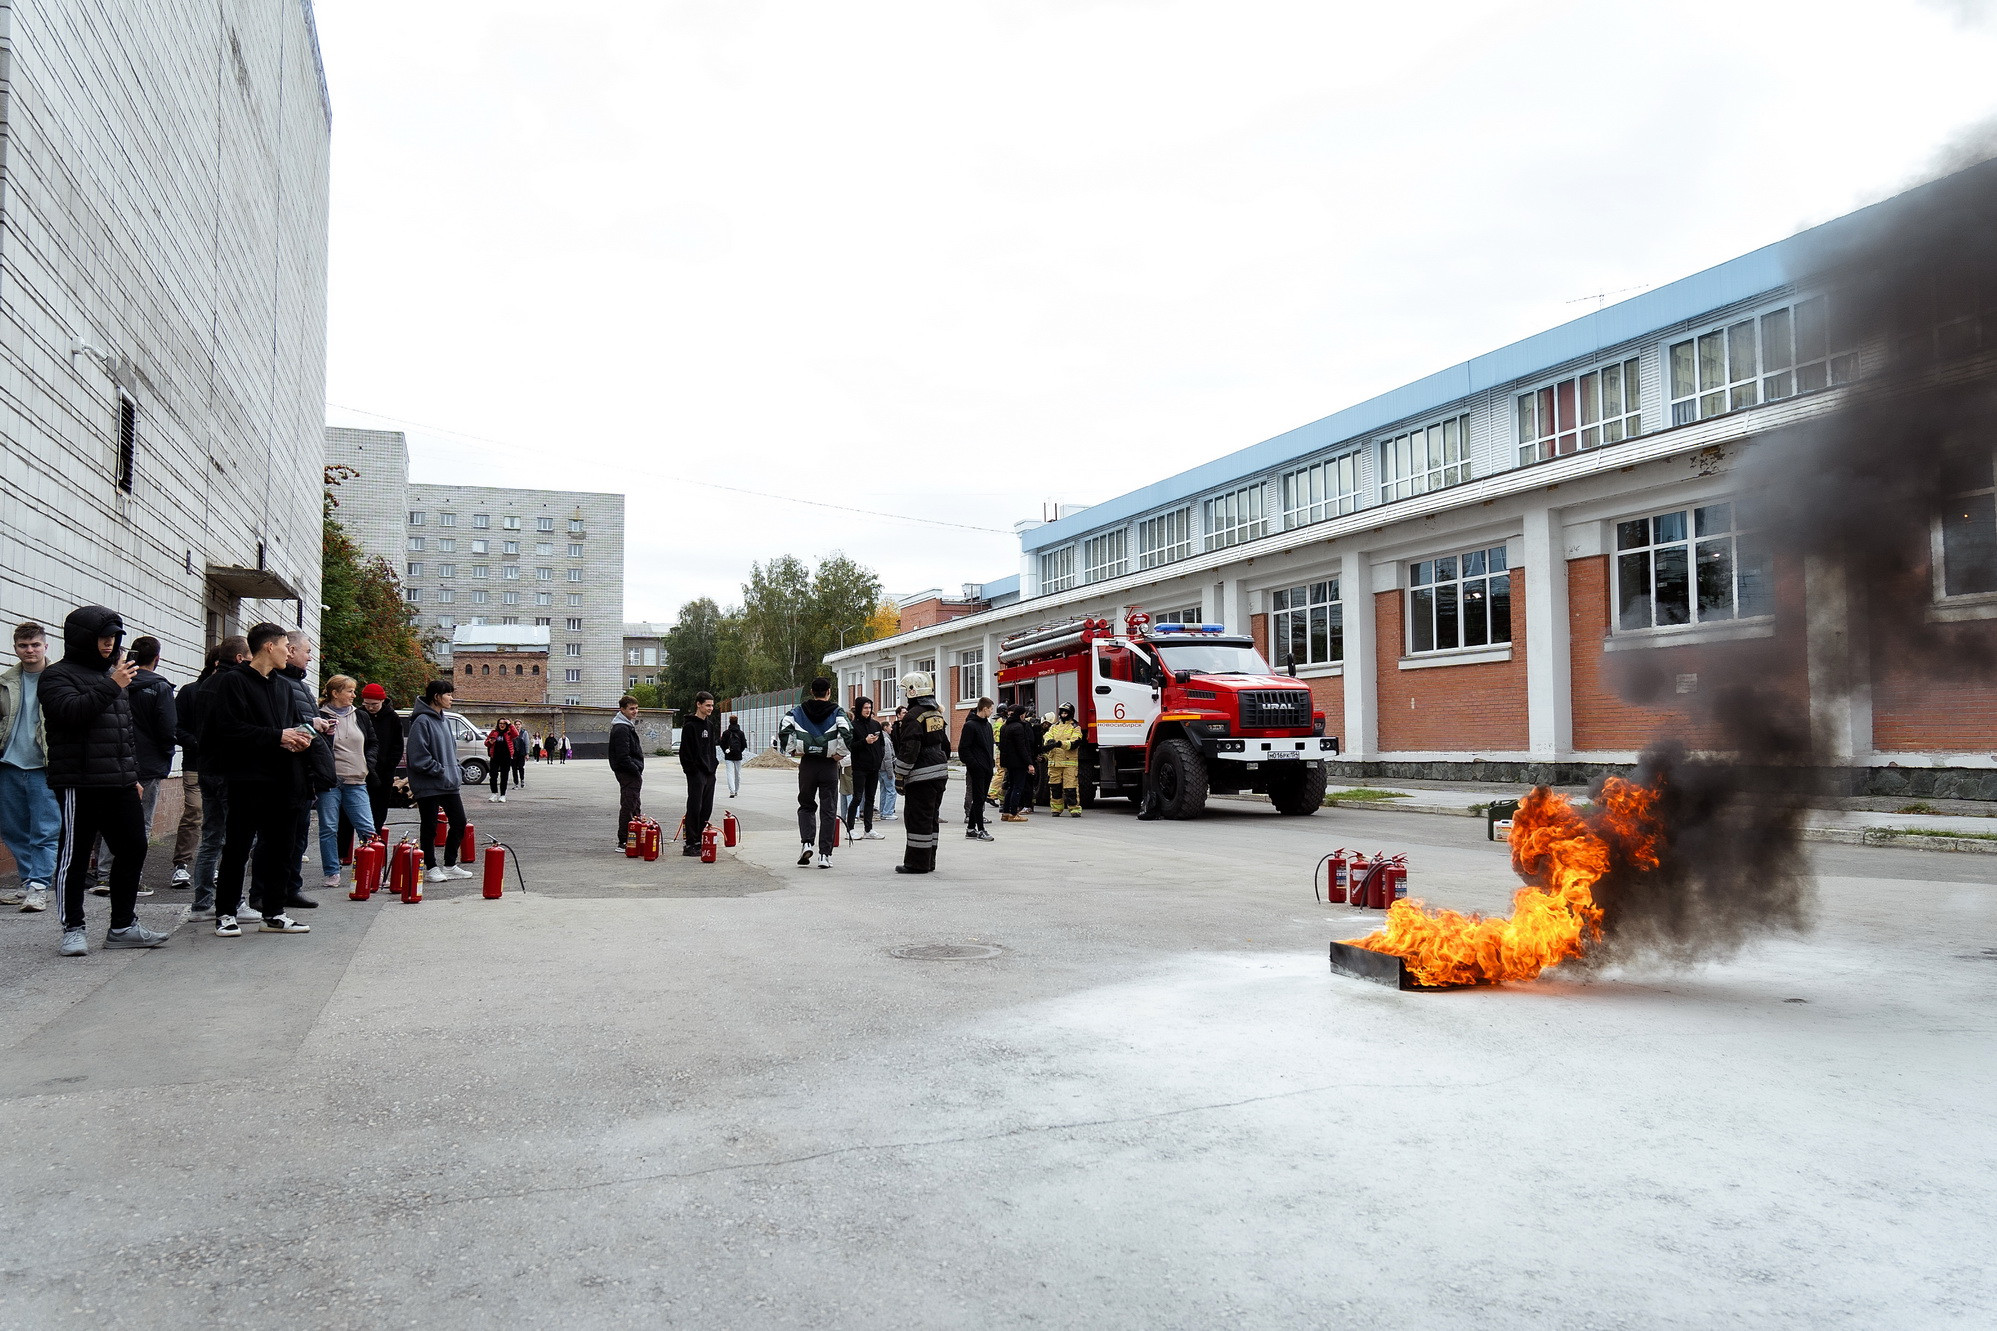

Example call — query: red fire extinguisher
[722,811,739,848]
[1327,848,1349,904]
[349,841,375,899]
[434,806,449,846]
[1366,856,1393,910]
[700,823,718,863]
[642,819,662,862]
[402,843,424,904]
[1346,852,1370,903]
[482,844,506,899]
[626,818,645,858]
[385,841,409,900]
[1388,854,1408,904]
[460,821,478,865]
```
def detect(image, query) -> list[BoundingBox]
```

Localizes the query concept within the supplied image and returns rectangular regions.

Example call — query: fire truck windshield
[1152,640,1273,676]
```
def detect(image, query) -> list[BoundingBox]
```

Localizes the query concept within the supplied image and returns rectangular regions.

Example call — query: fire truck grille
[1238,689,1312,729]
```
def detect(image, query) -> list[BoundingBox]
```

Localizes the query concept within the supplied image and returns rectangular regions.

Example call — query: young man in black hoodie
[38,606,170,955]
[608,695,645,850]
[202,622,317,936]
[93,634,175,897]
[957,697,996,841]
[177,636,248,915]
[678,691,720,857]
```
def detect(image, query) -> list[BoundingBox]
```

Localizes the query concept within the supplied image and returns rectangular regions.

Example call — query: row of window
[408,539,586,558]
[406,563,585,583]
[1035,296,1860,590]
[410,513,586,534]
[457,661,587,684]
[406,588,587,606]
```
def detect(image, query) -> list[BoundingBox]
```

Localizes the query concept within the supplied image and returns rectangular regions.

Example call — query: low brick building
[451,625,550,705]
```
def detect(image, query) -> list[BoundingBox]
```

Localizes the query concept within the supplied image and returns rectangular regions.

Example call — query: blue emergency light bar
[1151,623,1227,634]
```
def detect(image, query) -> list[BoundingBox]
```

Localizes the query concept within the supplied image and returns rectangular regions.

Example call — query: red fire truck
[994,613,1336,819]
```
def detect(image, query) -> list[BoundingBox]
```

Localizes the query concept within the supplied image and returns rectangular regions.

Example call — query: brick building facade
[450,625,550,705]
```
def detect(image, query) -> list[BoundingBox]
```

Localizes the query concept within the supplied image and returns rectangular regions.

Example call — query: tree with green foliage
[659,554,887,709]
[322,467,439,703]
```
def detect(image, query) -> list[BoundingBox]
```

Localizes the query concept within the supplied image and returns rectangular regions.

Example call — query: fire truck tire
[1268,763,1327,815]
[1153,738,1208,820]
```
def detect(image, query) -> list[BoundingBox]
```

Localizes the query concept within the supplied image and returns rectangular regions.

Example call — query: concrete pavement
[0,760,1992,1328]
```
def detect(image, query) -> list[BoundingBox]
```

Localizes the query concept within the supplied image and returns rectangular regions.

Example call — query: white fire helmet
[899,670,934,698]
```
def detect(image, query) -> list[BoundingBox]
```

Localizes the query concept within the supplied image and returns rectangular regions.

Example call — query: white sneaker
[20,884,48,913]
[171,866,192,888]
[215,915,241,937]
[258,913,310,933]
[447,865,474,880]
[862,830,885,841]
[322,873,341,891]
[497,795,507,803]
[424,868,450,884]
[487,794,499,803]
[816,853,832,869]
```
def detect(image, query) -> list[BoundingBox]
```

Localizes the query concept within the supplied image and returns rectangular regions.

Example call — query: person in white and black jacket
[202,621,318,936]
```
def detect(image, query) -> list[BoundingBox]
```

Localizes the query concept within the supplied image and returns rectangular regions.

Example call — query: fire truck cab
[995,614,1337,820]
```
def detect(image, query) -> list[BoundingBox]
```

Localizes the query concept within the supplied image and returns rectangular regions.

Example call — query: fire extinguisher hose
[476,841,532,897]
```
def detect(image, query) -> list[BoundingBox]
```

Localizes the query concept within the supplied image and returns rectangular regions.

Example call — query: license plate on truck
[1267,750,1299,759]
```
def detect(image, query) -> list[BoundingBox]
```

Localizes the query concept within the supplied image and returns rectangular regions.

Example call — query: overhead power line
[325,402,1015,535]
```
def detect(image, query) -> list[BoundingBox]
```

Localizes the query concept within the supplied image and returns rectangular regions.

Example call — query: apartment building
[324,428,628,707]
[830,167,1997,796]
[0,2,331,659]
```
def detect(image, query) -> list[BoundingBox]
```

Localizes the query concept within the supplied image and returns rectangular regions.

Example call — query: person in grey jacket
[0,621,60,914]
[405,680,470,883]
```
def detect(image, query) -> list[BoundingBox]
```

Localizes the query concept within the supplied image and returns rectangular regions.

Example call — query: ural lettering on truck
[995,613,1338,820]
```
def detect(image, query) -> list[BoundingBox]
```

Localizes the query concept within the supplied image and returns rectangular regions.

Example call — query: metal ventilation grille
[1238,689,1311,729]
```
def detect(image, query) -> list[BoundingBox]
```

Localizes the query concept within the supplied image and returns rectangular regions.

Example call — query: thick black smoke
[1583,149,1997,969]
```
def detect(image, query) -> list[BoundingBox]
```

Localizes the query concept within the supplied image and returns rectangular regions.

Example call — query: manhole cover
[889,943,1004,961]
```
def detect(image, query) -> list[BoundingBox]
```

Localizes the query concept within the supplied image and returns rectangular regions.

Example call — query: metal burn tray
[1328,940,1475,992]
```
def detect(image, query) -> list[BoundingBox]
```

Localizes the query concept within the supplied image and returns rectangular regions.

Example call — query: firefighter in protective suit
[1042,703,1084,816]
[891,672,951,874]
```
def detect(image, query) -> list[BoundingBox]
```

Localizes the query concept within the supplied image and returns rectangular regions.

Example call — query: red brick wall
[1871,618,1997,752]
[452,652,549,704]
[1567,555,1810,752]
[899,599,987,631]
[1375,570,1530,752]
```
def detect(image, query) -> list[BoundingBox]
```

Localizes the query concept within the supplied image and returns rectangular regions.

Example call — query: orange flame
[1346,779,1665,988]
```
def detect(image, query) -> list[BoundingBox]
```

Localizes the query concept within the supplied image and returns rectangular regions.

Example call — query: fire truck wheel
[1268,763,1327,815]
[1152,738,1209,820]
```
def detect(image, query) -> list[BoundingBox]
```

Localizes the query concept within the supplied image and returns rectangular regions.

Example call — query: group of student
[0,608,497,956]
[775,671,955,874]
[482,721,568,801]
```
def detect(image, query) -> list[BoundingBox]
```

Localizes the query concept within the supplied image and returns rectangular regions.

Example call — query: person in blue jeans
[0,621,61,914]
[314,675,378,888]
[876,705,902,821]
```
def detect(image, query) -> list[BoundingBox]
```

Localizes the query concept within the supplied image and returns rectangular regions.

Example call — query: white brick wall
[324,426,410,565]
[0,1,331,673]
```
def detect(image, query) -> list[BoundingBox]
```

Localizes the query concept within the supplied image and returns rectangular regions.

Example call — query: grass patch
[1325,788,1411,802]
[1871,826,1997,842]
[1896,802,1941,815]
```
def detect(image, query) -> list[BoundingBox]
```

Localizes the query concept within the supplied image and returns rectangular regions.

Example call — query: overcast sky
[315,0,1997,623]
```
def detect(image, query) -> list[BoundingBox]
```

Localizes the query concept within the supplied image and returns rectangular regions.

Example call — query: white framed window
[1083,529,1128,583]
[569,518,584,534]
[472,589,489,605]
[438,539,455,552]
[537,517,555,532]
[438,617,457,630]
[566,568,584,583]
[535,592,552,606]
[535,567,552,582]
[1282,453,1361,528]
[874,667,900,707]
[642,647,657,666]
[406,561,423,578]
[471,616,489,625]
[1138,508,1194,569]
[472,514,490,529]
[568,543,585,558]
[1519,359,1642,464]
[564,695,582,706]
[627,648,642,666]
[407,537,426,552]
[566,642,583,657]
[439,513,456,528]
[1203,485,1267,551]
[629,675,639,688]
[1614,503,1769,630]
[1040,546,1077,593]
[501,565,518,580]
[405,587,421,602]
[957,647,985,700]
[534,616,551,627]
[503,591,520,605]
[1939,450,1997,598]
[503,516,521,530]
[1380,415,1470,502]
[565,669,581,684]
[437,588,455,603]
[503,540,519,555]
[1408,546,1512,653]
[502,617,520,626]
[1151,603,1202,626]
[567,618,584,631]
[471,565,489,579]
[1668,296,1854,426]
[1272,580,1342,666]
[536,542,553,556]
[567,593,583,607]
[407,511,425,526]
[470,539,489,555]
[439,564,455,579]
